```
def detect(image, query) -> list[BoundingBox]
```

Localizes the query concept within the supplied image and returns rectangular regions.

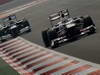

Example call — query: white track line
[36,59,74,74]
[14,53,55,70]
[0,0,48,18]
[52,62,87,75]
[74,68,99,75]
[20,53,54,68]
[1,40,22,49]
[28,56,64,71]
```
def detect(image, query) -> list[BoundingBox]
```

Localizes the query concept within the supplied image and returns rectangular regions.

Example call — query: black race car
[0,14,31,42]
[42,9,96,48]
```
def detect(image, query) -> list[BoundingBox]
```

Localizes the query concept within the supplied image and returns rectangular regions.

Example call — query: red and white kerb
[0,37,100,75]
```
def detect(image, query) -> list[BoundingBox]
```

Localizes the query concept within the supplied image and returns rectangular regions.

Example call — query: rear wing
[49,9,70,21]
[48,9,70,26]
[4,14,17,21]
[1,14,18,27]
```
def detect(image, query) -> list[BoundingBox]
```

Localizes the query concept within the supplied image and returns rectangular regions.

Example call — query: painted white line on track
[20,53,55,68]
[2,42,26,52]
[2,43,28,53]
[3,47,34,60]
[0,0,48,18]
[74,68,99,75]
[0,52,29,74]
[1,40,22,49]
[51,62,87,75]
[16,51,48,63]
[28,56,63,71]
[36,59,74,74]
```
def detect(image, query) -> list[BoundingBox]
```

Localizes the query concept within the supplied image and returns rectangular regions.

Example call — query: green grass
[0,58,19,75]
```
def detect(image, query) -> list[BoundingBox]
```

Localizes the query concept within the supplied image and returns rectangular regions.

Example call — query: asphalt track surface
[0,0,100,75]
[0,0,35,11]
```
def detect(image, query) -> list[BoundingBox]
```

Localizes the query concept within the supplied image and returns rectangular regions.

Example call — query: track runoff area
[0,37,100,75]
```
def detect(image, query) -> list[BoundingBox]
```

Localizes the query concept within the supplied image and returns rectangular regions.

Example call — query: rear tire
[42,29,50,47]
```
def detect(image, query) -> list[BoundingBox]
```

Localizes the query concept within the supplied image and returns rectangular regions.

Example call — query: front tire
[51,41,59,48]
[42,29,51,47]
[88,27,96,34]
[84,16,96,34]
[84,16,95,27]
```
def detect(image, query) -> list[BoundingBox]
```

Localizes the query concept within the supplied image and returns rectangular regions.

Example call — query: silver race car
[0,14,31,42]
[42,9,96,48]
